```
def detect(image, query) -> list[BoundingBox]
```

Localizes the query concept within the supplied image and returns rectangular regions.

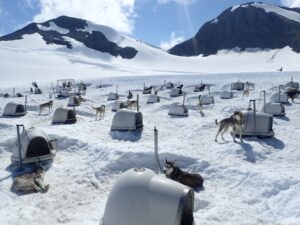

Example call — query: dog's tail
[215,119,218,125]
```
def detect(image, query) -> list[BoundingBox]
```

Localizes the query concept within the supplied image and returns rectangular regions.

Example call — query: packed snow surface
[0,72,300,225]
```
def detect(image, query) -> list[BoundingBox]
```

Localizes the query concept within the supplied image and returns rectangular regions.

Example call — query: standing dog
[127,100,137,110]
[164,159,204,189]
[39,100,53,115]
[93,105,105,120]
[215,111,245,142]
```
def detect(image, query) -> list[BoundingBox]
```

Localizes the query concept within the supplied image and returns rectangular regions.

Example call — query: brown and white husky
[92,105,106,120]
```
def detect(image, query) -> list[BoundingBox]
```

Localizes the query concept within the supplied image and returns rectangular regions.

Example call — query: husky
[215,111,245,142]
[127,90,133,99]
[93,105,105,120]
[164,159,204,189]
[12,169,49,193]
[243,88,249,97]
[39,100,53,115]
[285,88,300,102]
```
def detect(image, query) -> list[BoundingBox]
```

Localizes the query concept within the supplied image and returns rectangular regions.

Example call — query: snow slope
[1,20,300,87]
[0,72,300,225]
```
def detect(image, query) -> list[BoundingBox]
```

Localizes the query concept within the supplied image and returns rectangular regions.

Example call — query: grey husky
[39,100,53,115]
[215,111,245,142]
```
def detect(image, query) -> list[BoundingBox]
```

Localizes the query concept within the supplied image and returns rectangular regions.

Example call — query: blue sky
[0,0,298,49]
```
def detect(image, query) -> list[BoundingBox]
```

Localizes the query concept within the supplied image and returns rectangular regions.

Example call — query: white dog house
[111,109,143,131]
[68,96,80,107]
[231,81,244,91]
[270,93,289,104]
[3,102,26,117]
[168,103,188,117]
[147,94,160,104]
[101,168,194,225]
[11,127,56,164]
[262,102,285,116]
[261,91,285,116]
[166,82,174,89]
[220,91,233,99]
[170,88,183,97]
[200,95,214,105]
[236,110,274,137]
[285,77,299,90]
[194,84,205,92]
[107,92,119,101]
[52,108,77,124]
[111,101,128,112]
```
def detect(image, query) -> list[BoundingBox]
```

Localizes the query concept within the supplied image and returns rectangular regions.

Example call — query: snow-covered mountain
[169,2,300,56]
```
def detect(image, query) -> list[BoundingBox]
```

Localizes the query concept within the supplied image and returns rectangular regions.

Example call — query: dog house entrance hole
[180,190,194,225]
[26,137,50,157]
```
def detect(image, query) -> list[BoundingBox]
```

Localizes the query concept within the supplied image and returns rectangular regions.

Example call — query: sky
[0,0,300,49]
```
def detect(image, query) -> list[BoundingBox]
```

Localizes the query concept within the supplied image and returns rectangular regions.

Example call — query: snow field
[0,73,300,225]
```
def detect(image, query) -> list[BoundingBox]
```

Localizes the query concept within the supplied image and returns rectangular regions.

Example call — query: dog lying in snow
[164,159,203,189]
[215,111,245,143]
[12,169,49,193]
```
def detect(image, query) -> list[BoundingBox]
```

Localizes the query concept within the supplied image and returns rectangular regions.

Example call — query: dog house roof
[270,93,289,103]
[147,95,160,104]
[111,109,143,131]
[102,168,194,225]
[220,91,233,99]
[170,88,182,97]
[262,102,285,116]
[68,96,80,107]
[107,92,119,101]
[11,127,56,164]
[3,102,26,116]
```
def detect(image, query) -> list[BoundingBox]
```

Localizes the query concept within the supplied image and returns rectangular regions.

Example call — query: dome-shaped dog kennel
[261,102,285,116]
[111,109,143,131]
[52,108,77,124]
[111,101,128,112]
[170,88,183,97]
[101,168,194,225]
[220,91,233,99]
[166,82,174,89]
[236,110,274,137]
[11,127,56,164]
[285,81,299,90]
[231,81,244,91]
[270,93,289,104]
[3,102,26,117]
[147,94,160,104]
[168,103,188,117]
[200,95,214,105]
[68,96,81,107]
[107,92,119,101]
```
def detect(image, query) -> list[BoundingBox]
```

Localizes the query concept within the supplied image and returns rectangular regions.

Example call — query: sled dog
[164,159,203,189]
[93,105,105,120]
[39,100,53,115]
[215,111,245,142]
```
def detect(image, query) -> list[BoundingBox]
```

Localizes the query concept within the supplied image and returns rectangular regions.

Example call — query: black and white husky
[164,159,203,189]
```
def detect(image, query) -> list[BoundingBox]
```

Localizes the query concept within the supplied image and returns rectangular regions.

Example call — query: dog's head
[164,158,176,176]
[232,111,245,125]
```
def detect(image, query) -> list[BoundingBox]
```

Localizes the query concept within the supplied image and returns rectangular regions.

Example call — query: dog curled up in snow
[12,169,49,193]
[164,158,203,189]
[215,111,245,143]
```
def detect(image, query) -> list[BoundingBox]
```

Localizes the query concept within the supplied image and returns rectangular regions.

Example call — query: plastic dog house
[111,101,128,112]
[111,109,143,131]
[68,96,80,107]
[231,82,244,91]
[11,127,56,164]
[270,93,289,104]
[200,95,214,105]
[101,168,194,225]
[220,91,233,99]
[147,95,160,104]
[168,103,188,116]
[166,82,174,89]
[261,102,285,116]
[3,102,26,117]
[170,88,183,97]
[107,93,119,101]
[52,108,77,124]
[236,110,274,137]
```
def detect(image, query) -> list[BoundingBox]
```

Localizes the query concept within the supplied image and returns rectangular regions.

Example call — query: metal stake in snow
[137,94,139,112]
[261,91,266,113]
[16,124,23,168]
[250,99,256,137]
[154,127,163,174]
[24,95,28,113]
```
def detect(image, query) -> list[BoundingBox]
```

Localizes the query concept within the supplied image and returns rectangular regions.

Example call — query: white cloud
[32,0,136,34]
[24,0,39,9]
[160,31,185,50]
[157,0,196,5]
[281,0,300,7]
